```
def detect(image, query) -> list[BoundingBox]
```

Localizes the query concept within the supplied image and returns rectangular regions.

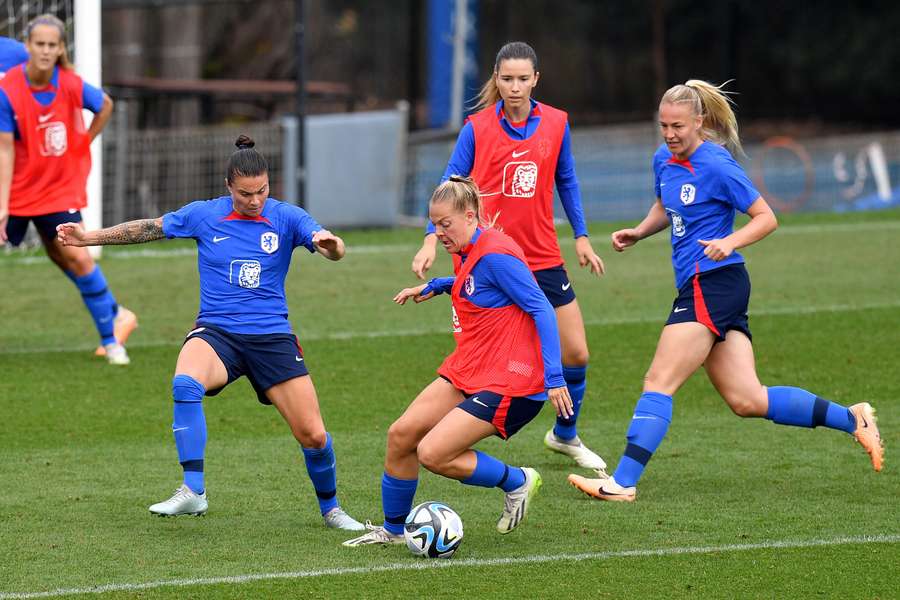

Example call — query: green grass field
[1,209,898,599]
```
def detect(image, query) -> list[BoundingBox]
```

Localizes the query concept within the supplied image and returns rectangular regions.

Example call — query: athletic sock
[766,386,855,433]
[382,472,418,535]
[301,433,339,515]
[172,374,207,494]
[553,365,587,441]
[612,391,673,488]
[72,266,118,346]
[461,450,526,492]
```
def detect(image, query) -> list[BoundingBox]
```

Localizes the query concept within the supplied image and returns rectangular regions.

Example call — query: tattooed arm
[56,218,165,247]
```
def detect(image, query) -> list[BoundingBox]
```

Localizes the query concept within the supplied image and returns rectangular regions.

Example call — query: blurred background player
[569,80,884,503]
[57,135,364,530]
[0,14,136,364]
[411,42,607,474]
[0,35,28,79]
[344,176,572,547]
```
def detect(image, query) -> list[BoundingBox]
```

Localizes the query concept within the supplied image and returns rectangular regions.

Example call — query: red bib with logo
[438,228,545,396]
[1,66,91,216]
[468,102,567,271]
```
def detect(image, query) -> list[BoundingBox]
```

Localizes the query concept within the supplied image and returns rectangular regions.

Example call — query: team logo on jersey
[680,184,696,205]
[503,161,538,198]
[38,121,67,156]
[451,305,462,333]
[464,275,475,296]
[667,209,686,237]
[260,232,279,254]
[230,259,262,288]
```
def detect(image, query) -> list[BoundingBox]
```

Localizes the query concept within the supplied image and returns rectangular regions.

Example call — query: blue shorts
[533,265,576,308]
[184,324,309,405]
[456,389,544,440]
[5,210,83,246]
[665,263,752,343]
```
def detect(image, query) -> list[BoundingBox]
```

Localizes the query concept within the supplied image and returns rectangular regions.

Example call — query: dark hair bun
[235,135,255,150]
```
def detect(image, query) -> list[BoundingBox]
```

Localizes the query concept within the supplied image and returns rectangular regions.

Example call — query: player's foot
[568,473,636,502]
[104,342,130,366]
[149,484,208,516]
[324,507,365,531]
[342,522,404,546]
[496,467,541,534]
[544,429,608,475]
[849,402,883,472]
[95,307,138,356]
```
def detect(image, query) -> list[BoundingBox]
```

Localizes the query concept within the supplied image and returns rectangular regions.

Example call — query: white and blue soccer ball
[404,501,464,559]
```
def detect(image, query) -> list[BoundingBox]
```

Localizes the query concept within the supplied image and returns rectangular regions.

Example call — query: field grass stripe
[2,300,899,356]
[1,533,897,599]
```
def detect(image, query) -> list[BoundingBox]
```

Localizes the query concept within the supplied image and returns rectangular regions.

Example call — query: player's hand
[611,228,641,252]
[575,236,605,276]
[55,222,87,247]
[412,243,436,280]
[698,238,734,261]
[548,385,574,418]
[394,284,433,305]
[0,209,8,243]
[312,229,345,259]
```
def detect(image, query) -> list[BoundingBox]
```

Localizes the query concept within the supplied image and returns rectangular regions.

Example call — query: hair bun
[235,134,255,150]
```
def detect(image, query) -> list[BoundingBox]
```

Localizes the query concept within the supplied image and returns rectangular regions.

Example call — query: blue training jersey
[0,37,28,78]
[0,64,105,135]
[162,196,322,335]
[653,141,760,289]
[426,228,565,398]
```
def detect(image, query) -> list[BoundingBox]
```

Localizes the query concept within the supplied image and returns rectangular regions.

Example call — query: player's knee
[563,346,589,367]
[725,390,767,418]
[296,427,327,449]
[387,417,419,454]
[66,251,95,277]
[416,441,446,475]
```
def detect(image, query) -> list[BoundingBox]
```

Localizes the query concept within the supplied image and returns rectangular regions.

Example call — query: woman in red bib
[344,176,571,547]
[411,42,606,473]
[0,14,135,364]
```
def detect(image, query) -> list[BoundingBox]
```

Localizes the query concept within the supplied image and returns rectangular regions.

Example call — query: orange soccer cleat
[567,473,636,502]
[849,402,884,472]
[95,307,138,357]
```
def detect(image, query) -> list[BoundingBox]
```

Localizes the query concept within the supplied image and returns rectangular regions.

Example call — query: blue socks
[766,386,855,433]
[172,374,207,494]
[612,391,673,488]
[301,433,339,516]
[553,365,587,440]
[461,450,526,492]
[382,472,418,535]
[72,267,118,346]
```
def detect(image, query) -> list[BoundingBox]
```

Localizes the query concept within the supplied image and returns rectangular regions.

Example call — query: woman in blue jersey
[411,42,607,474]
[56,135,364,530]
[569,80,883,503]
[0,36,29,78]
[344,176,571,547]
[1,15,135,365]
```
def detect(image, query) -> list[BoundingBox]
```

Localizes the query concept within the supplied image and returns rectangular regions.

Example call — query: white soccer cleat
[496,467,542,534]
[104,342,130,366]
[324,507,365,531]
[544,429,608,475]
[568,473,636,502]
[342,522,405,546]
[149,484,208,516]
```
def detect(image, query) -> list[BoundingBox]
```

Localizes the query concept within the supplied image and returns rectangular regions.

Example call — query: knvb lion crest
[38,122,67,156]
[680,183,696,205]
[464,275,475,296]
[260,231,279,254]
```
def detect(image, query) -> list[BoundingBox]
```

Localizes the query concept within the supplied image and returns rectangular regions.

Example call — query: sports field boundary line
[3,300,899,356]
[1,533,897,599]
[3,219,899,265]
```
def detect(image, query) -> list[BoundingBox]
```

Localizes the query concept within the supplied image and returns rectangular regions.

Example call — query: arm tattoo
[91,218,165,245]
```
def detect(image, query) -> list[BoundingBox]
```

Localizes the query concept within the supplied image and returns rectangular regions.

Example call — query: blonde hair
[430,175,483,223]
[660,79,743,156]
[25,14,72,70]
[474,41,538,112]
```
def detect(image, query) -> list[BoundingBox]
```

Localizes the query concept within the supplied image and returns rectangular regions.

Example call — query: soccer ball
[403,501,464,559]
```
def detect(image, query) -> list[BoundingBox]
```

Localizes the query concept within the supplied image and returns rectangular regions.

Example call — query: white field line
[3,300,899,356]
[1,533,897,599]
[2,220,899,265]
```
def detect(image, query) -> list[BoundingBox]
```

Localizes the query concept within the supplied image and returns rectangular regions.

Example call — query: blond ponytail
[661,79,743,157]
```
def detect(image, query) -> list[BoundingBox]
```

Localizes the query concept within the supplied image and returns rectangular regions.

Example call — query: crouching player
[344,175,572,546]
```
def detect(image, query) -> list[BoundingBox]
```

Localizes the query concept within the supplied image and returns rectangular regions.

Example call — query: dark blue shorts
[184,324,309,405]
[533,265,576,308]
[5,210,83,246]
[665,264,752,343]
[456,389,544,440]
